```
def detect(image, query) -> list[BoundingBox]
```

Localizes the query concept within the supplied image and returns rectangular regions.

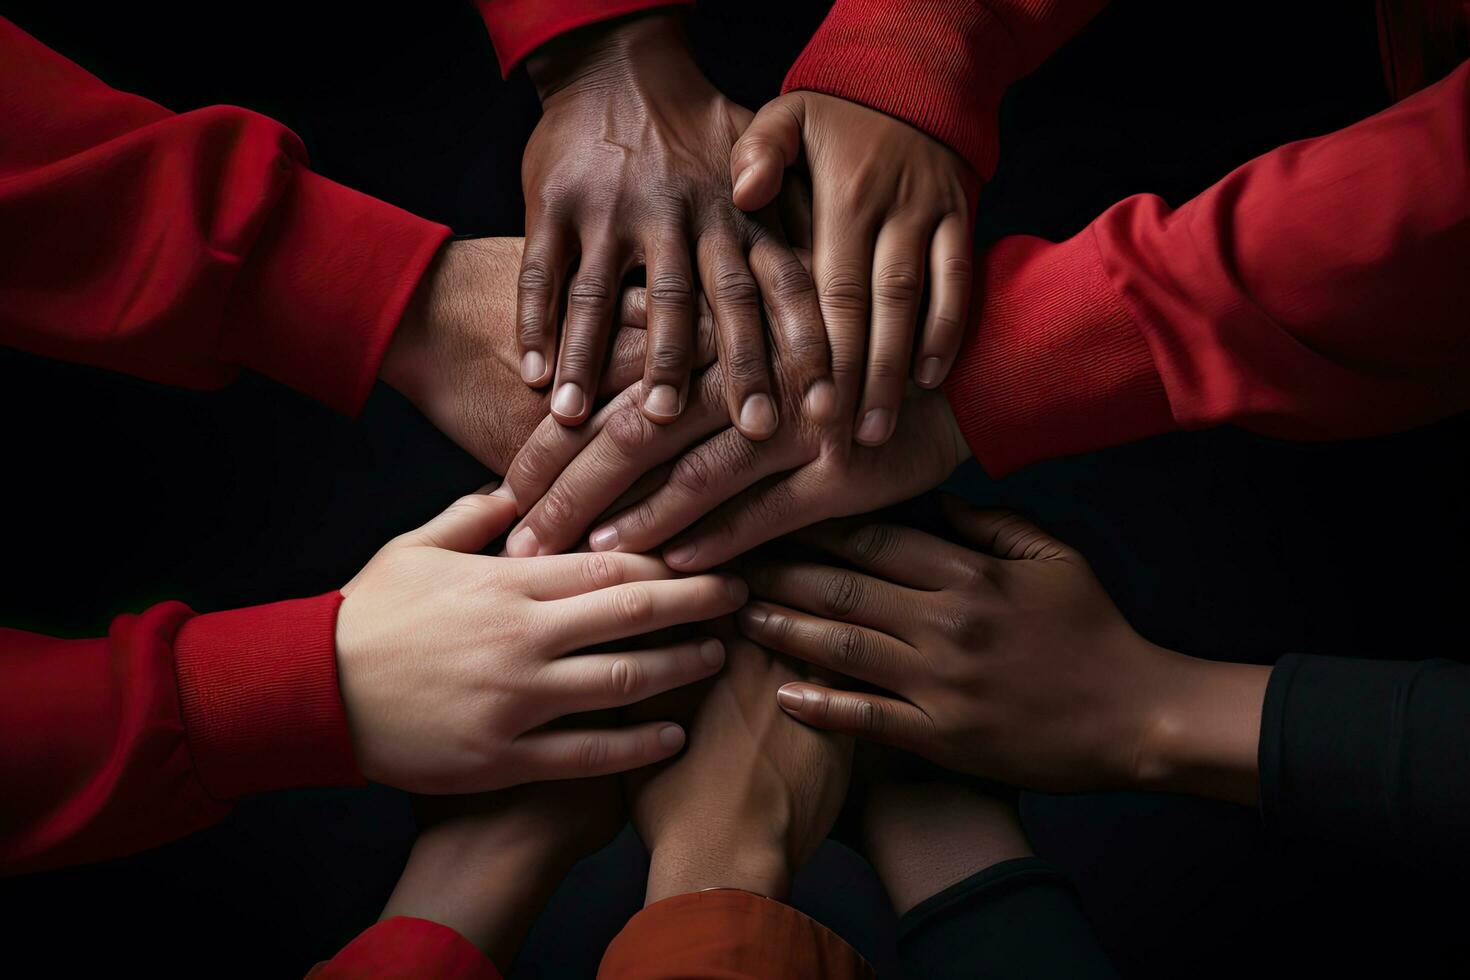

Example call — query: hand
[517,12,828,435]
[380,237,717,474]
[737,496,1269,802]
[336,490,746,793]
[494,358,969,568]
[625,632,852,903]
[861,764,1030,917]
[731,91,980,445]
[382,777,623,965]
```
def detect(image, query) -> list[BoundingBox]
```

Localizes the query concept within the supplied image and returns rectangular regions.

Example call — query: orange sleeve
[597,889,874,980]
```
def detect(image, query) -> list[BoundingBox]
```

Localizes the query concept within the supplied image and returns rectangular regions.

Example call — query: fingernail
[645,384,681,419]
[776,686,805,712]
[732,167,754,201]
[589,525,619,552]
[658,724,686,751]
[552,382,585,419]
[506,526,539,557]
[699,639,725,668]
[724,575,749,604]
[739,393,777,437]
[917,356,944,388]
[489,484,518,508]
[521,351,547,384]
[740,604,769,630]
[856,408,893,445]
[665,542,697,567]
[803,379,838,424]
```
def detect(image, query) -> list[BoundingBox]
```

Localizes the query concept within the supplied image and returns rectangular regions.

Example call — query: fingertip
[643,383,683,422]
[722,574,749,605]
[506,525,540,558]
[656,723,685,753]
[732,162,780,212]
[802,379,839,426]
[738,393,778,440]
[855,407,895,446]
[521,350,549,386]
[776,684,807,713]
[915,356,947,389]
[551,383,587,424]
[699,638,726,669]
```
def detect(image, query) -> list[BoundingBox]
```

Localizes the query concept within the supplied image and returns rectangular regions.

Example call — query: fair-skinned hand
[625,632,852,903]
[492,357,968,568]
[335,491,747,794]
[738,496,1268,803]
[730,92,980,445]
[379,237,717,475]
[517,12,829,436]
[381,777,623,966]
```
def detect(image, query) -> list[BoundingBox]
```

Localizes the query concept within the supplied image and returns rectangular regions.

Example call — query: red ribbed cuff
[174,592,363,800]
[944,229,1175,476]
[474,0,694,77]
[782,0,1010,176]
[310,917,502,980]
[222,164,451,417]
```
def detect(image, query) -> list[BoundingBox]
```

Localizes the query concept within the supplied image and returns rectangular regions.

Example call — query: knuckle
[710,433,760,477]
[604,408,655,455]
[608,657,643,699]
[820,572,864,617]
[575,734,610,772]
[648,273,695,310]
[539,485,576,529]
[851,524,901,567]
[581,552,622,591]
[866,358,907,383]
[568,277,615,311]
[668,450,713,497]
[750,480,795,525]
[829,624,871,673]
[941,254,973,282]
[612,586,654,628]
[517,261,555,298]
[818,270,869,313]
[854,697,883,735]
[649,340,691,374]
[767,257,818,303]
[873,266,921,306]
[723,345,767,387]
[711,268,760,310]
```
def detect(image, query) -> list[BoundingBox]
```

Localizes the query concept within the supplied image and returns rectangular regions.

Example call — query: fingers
[503,378,728,557]
[938,495,1077,562]
[774,683,933,753]
[914,212,973,389]
[698,233,777,440]
[738,602,911,691]
[399,493,518,553]
[516,220,572,388]
[620,289,718,369]
[540,638,726,716]
[730,95,805,213]
[661,463,829,571]
[749,237,836,424]
[811,192,873,404]
[641,235,696,423]
[797,519,980,590]
[856,217,931,445]
[545,573,747,652]
[551,238,624,425]
[587,425,799,557]
[743,559,916,633]
[509,721,687,783]
[509,551,679,601]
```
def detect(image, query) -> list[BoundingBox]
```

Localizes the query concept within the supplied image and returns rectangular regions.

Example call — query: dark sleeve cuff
[898,857,1116,979]
[173,592,363,800]
[222,164,451,416]
[309,916,502,980]
[1259,654,1470,875]
[473,0,694,77]
[943,229,1175,477]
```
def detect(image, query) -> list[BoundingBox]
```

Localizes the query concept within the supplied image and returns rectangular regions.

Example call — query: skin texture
[625,632,852,904]
[730,91,981,445]
[518,12,826,437]
[493,353,969,568]
[380,237,718,476]
[335,491,749,794]
[381,778,623,966]
[738,496,1269,804]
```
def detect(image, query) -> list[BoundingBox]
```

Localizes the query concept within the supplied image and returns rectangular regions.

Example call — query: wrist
[527,10,695,103]
[645,830,792,905]
[1134,653,1269,805]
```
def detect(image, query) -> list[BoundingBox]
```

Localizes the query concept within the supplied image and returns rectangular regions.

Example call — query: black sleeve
[1259,654,1470,877]
[896,857,1117,980]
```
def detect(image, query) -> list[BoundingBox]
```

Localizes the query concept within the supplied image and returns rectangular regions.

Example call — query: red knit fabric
[310,917,503,980]
[473,0,694,77]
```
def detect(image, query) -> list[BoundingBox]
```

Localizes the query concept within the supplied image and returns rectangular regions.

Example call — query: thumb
[731,94,805,212]
[939,494,1077,562]
[402,489,518,553]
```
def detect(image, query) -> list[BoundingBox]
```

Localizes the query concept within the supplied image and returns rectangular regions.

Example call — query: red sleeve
[472,1,694,78]
[597,890,874,979]
[0,17,450,417]
[782,0,1108,176]
[945,60,1470,477]
[0,594,362,876]
[309,917,502,980]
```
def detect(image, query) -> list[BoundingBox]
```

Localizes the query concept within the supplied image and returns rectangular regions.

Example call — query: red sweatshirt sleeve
[782,0,1108,176]
[472,1,694,77]
[945,60,1470,477]
[0,594,361,876]
[598,890,874,979]
[0,17,450,417]
[309,917,503,979]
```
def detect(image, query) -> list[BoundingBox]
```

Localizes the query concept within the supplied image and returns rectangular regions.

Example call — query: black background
[1,1,1466,976]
